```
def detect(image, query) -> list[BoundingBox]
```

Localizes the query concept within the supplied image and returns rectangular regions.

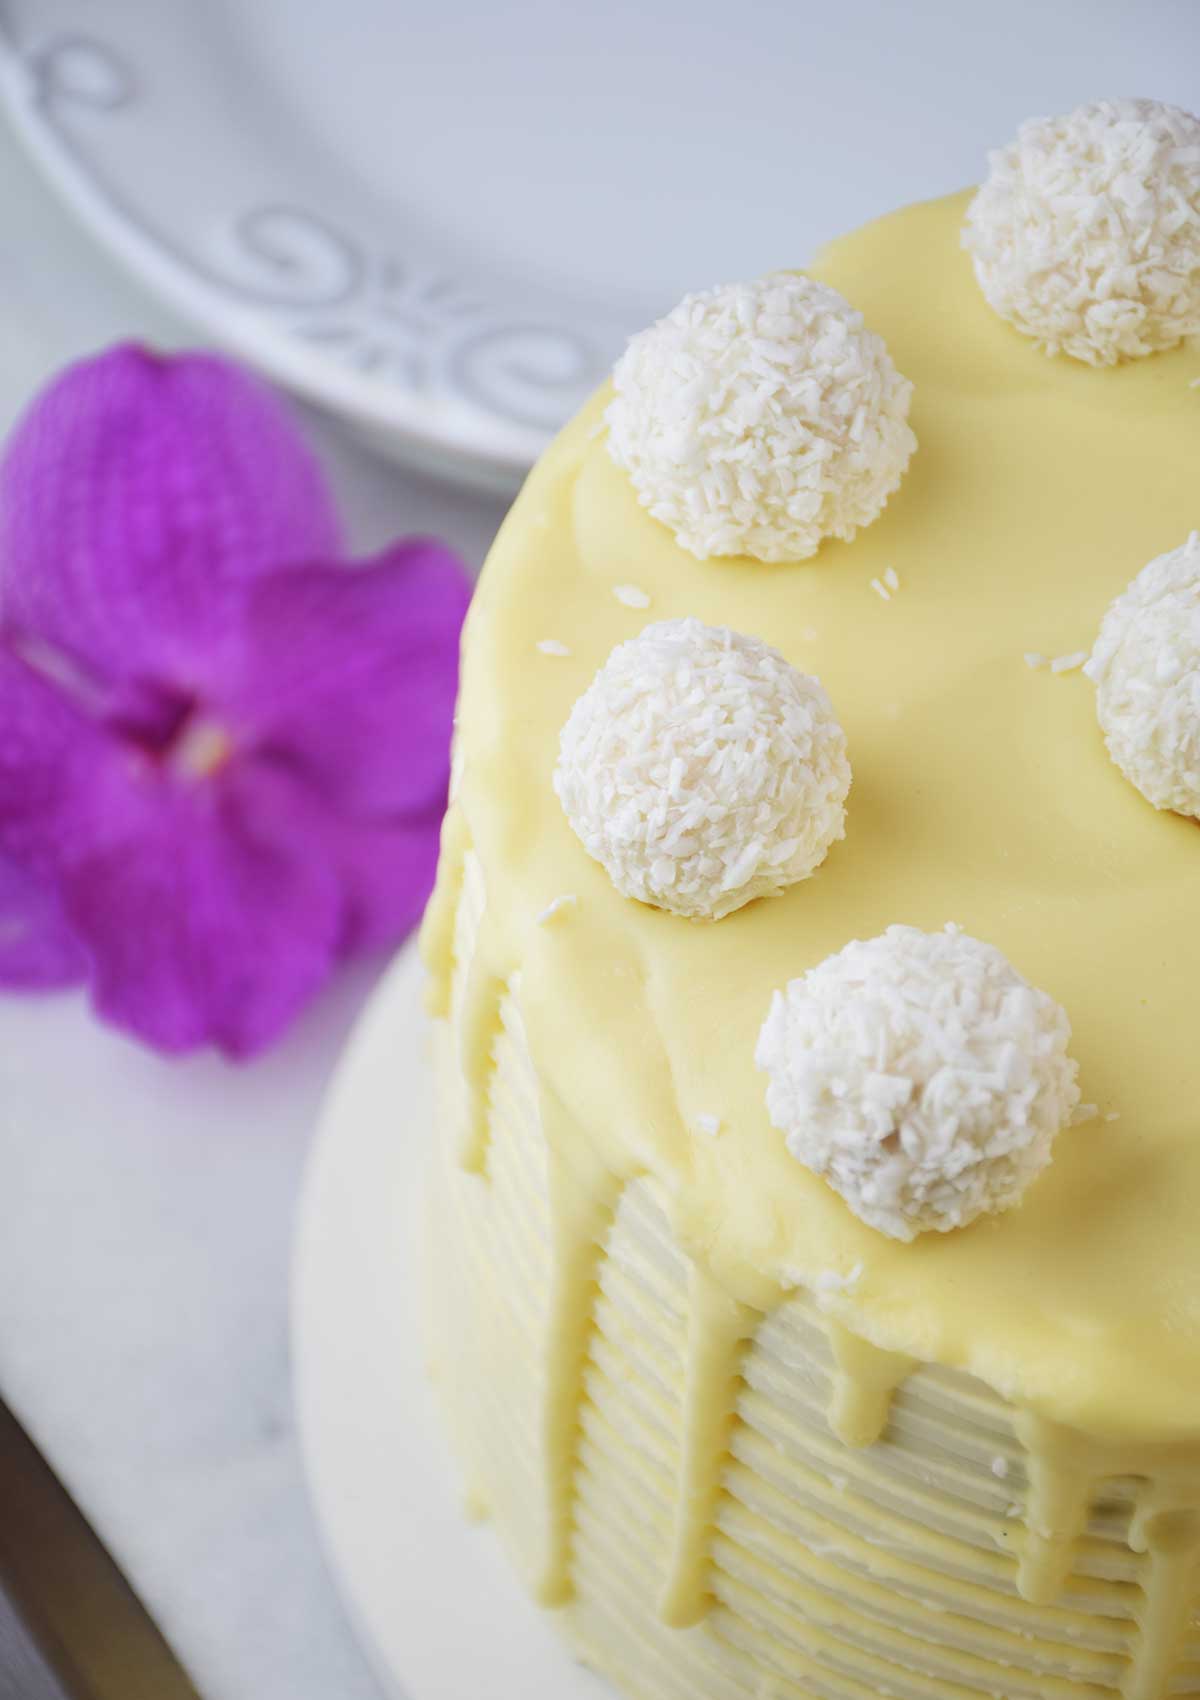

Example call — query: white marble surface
[0,119,505,1700]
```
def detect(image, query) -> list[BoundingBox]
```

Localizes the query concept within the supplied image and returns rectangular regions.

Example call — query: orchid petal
[224,540,470,817]
[0,648,131,877]
[256,774,446,957]
[61,766,343,1058]
[0,346,341,695]
[329,808,445,956]
[0,856,87,988]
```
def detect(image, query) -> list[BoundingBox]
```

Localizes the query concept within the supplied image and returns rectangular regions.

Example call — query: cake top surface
[449,189,1200,1440]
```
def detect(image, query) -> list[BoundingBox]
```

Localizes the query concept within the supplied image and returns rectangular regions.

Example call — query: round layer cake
[419,176,1200,1699]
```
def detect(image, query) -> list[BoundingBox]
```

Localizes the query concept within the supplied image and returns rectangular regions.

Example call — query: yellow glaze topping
[424,187,1200,1459]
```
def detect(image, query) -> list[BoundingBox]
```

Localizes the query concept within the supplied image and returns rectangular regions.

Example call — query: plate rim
[0,15,618,485]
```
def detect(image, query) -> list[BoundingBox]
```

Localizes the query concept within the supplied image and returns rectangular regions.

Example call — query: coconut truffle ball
[963,99,1200,365]
[553,618,850,920]
[605,275,916,563]
[1084,532,1200,814]
[756,926,1082,1241]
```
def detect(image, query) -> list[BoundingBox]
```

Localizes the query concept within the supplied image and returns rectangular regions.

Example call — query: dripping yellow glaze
[456,959,507,1172]
[658,1270,753,1628]
[420,189,1200,1696]
[1013,1415,1200,1698]
[536,1126,624,1603]
[420,807,468,1020]
[825,1325,916,1450]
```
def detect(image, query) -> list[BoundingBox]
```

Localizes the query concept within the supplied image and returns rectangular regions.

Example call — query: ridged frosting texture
[553,618,850,919]
[605,274,916,562]
[963,98,1200,365]
[756,925,1083,1241]
[424,847,1200,1700]
[1085,532,1200,814]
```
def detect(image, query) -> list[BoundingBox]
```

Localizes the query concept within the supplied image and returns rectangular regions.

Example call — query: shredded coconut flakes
[963,99,1200,366]
[756,925,1082,1241]
[606,273,916,563]
[694,1113,722,1138]
[1084,532,1200,814]
[537,638,571,657]
[536,894,579,925]
[1023,652,1048,670]
[813,1262,864,1295]
[870,577,891,601]
[1050,650,1089,674]
[554,618,850,920]
[613,583,651,609]
[992,1457,1010,1480]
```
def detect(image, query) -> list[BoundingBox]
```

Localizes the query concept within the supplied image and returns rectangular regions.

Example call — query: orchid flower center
[171,717,234,779]
[10,633,239,783]
[105,686,236,783]
[9,631,237,781]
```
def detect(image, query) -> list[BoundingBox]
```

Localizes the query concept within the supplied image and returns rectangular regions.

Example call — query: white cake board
[292,946,608,1700]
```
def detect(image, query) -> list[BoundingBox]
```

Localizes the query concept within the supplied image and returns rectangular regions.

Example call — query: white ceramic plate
[1,0,1193,492]
[292,946,607,1700]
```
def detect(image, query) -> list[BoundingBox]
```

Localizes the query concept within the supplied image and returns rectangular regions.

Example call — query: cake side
[423,845,1200,1698]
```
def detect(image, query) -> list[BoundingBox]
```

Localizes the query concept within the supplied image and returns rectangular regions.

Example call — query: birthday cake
[420,100,1200,1700]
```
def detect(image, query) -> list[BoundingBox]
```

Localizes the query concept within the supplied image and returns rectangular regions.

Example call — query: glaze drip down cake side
[418,101,1200,1700]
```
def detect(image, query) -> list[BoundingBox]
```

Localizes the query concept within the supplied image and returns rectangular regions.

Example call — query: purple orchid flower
[0,345,470,1057]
